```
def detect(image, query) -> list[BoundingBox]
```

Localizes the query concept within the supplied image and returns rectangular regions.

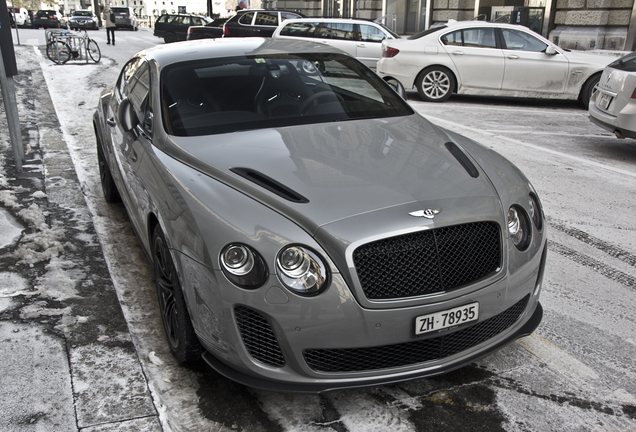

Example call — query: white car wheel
[416,67,455,102]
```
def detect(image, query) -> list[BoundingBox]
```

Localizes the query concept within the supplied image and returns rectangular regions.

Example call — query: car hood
[163,114,500,235]
[560,49,616,69]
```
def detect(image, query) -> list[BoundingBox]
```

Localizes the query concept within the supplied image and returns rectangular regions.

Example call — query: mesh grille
[304,295,529,373]
[235,305,285,367]
[353,222,501,299]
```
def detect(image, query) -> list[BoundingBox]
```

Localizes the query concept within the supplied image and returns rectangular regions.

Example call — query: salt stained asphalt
[0,46,163,431]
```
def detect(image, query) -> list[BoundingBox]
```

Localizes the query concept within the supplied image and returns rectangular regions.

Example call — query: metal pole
[0,41,24,172]
[10,0,20,45]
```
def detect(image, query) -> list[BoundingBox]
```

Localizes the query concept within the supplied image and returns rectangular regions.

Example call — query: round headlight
[220,244,268,288]
[529,193,543,231]
[508,206,531,251]
[276,246,328,296]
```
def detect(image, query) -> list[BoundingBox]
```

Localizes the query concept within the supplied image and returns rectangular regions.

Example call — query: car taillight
[631,87,636,99]
[382,47,399,58]
[223,26,229,36]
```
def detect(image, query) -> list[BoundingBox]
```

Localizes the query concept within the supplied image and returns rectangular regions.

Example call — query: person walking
[102,4,116,45]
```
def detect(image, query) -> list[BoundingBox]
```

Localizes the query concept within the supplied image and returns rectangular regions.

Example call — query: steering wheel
[301,91,344,115]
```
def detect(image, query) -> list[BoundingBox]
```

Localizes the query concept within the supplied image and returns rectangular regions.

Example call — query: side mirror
[118,98,139,133]
[385,77,407,100]
[545,46,557,55]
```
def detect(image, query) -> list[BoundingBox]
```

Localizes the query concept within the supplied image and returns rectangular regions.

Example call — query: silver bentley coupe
[93,38,547,393]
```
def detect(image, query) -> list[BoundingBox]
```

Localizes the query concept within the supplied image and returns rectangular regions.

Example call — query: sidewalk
[0,45,162,431]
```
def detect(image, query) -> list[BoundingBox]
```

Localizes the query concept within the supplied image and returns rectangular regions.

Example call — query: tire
[96,136,121,203]
[415,66,455,102]
[580,73,601,109]
[152,226,201,363]
[87,39,101,63]
[164,32,176,43]
[46,41,71,64]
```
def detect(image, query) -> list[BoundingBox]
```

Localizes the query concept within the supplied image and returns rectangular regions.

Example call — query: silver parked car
[272,18,400,69]
[589,51,636,139]
[93,38,546,392]
[377,20,614,107]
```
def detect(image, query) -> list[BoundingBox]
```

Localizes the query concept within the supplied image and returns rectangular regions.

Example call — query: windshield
[73,11,93,16]
[161,53,413,137]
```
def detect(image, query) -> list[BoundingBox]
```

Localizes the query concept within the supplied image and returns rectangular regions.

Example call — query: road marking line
[422,114,636,178]
[517,333,599,388]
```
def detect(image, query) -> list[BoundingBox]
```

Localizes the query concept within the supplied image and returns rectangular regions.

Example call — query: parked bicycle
[46,29,101,64]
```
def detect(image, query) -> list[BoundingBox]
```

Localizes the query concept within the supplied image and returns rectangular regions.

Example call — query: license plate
[415,302,479,335]
[598,92,613,111]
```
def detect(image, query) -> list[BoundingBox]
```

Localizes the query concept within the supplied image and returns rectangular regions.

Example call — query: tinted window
[73,11,93,16]
[238,12,254,24]
[501,29,547,52]
[609,53,636,72]
[440,30,462,46]
[280,22,319,37]
[281,12,300,21]
[156,14,169,23]
[254,12,279,26]
[173,16,192,26]
[317,23,354,40]
[359,24,387,42]
[462,28,496,48]
[160,53,413,137]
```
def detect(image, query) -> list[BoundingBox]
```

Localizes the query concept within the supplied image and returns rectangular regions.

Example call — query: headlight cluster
[220,244,329,296]
[220,244,268,288]
[276,246,329,296]
[507,193,544,251]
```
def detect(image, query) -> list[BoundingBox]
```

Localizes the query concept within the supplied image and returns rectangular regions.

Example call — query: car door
[172,15,193,39]
[108,58,153,236]
[253,11,279,36]
[312,22,357,58]
[439,27,505,90]
[499,28,568,94]
[356,24,392,69]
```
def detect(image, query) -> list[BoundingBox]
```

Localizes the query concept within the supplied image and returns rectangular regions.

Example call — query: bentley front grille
[353,222,501,300]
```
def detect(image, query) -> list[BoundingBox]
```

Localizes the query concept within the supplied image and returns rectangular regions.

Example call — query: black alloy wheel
[152,226,201,363]
[96,136,121,203]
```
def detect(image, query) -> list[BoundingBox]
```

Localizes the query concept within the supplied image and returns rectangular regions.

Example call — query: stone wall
[432,0,476,23]
[549,0,633,49]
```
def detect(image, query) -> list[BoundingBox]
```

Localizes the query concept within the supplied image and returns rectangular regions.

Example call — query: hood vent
[231,167,309,204]
[445,142,479,178]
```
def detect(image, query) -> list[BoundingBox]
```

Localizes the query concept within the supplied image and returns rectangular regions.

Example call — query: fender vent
[231,167,309,203]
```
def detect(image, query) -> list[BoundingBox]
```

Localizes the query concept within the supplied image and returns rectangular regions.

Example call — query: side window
[238,12,254,25]
[501,29,547,52]
[157,14,168,23]
[280,22,319,37]
[174,16,191,26]
[440,30,462,46]
[128,62,151,126]
[462,28,496,48]
[254,12,279,26]
[320,23,355,40]
[359,24,387,43]
[193,17,204,26]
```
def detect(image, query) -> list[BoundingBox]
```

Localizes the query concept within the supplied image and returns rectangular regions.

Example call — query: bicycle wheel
[46,41,71,64]
[87,39,101,63]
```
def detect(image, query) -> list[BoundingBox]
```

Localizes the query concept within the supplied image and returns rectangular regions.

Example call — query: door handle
[357,43,366,47]
[107,117,116,127]
[507,55,520,59]
[452,51,464,55]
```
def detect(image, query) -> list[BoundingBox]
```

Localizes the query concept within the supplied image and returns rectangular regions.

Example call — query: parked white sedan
[377,20,614,107]
[589,51,636,139]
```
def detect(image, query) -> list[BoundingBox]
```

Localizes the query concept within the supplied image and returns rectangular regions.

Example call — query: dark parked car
[33,10,67,29]
[69,10,99,30]
[93,38,546,393]
[222,9,304,37]
[154,13,212,43]
[111,6,138,30]
[186,17,228,40]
